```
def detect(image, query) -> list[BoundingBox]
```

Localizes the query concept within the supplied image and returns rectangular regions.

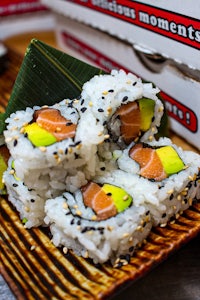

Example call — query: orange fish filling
[129,143,167,181]
[115,101,141,144]
[81,182,117,220]
[33,107,76,141]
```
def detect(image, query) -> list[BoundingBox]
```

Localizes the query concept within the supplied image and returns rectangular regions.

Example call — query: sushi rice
[2,69,200,266]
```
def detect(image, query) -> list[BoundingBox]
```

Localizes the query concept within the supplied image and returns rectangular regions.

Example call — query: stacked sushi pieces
[3,70,200,266]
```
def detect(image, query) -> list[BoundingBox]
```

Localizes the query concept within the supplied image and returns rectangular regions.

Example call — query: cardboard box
[0,1,55,40]
[55,14,200,149]
[41,0,200,72]
[0,0,47,17]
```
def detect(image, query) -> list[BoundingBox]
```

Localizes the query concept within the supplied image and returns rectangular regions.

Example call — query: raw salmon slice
[81,182,117,220]
[115,101,141,144]
[33,108,76,141]
[129,143,167,181]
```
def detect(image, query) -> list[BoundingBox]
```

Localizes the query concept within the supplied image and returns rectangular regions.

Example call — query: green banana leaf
[0,39,105,136]
[0,38,168,140]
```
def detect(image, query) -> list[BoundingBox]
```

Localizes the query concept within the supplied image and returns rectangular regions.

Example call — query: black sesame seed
[13,139,18,147]
[81,226,96,234]
[98,108,104,112]
[81,99,85,105]
[106,193,112,196]
[53,151,57,155]
[70,219,75,225]
[132,82,137,86]
[104,138,110,143]
[74,153,79,159]
[12,183,18,187]
[77,220,81,226]
[24,133,28,138]
[125,254,131,263]
[100,167,106,171]
[149,178,156,182]
[152,116,155,122]
[169,194,174,200]
[75,140,81,146]
[97,227,104,235]
[129,246,134,252]
[30,199,35,203]
[117,262,123,268]
[102,96,105,99]
[143,221,147,227]
[122,96,128,102]
[67,102,73,108]
[65,148,68,155]
[103,121,107,126]
[162,213,167,218]
[119,254,125,259]
[81,107,87,113]
[81,227,87,234]
[66,122,73,126]
[70,111,76,115]
[108,89,114,93]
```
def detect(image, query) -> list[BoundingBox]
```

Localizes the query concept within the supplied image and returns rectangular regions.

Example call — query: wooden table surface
[1,31,200,300]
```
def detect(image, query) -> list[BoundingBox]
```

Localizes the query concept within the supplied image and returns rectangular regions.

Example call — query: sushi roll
[3,98,109,194]
[74,69,164,149]
[3,96,117,227]
[44,180,152,265]
[114,137,200,226]
[3,158,46,227]
[4,99,81,171]
[2,65,199,268]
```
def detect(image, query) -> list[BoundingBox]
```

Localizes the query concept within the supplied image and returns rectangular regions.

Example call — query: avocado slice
[24,122,57,147]
[139,98,155,131]
[0,154,7,190]
[102,183,132,213]
[156,145,184,176]
[11,160,21,181]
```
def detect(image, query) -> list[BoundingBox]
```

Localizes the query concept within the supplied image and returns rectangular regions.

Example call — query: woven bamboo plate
[1,49,200,300]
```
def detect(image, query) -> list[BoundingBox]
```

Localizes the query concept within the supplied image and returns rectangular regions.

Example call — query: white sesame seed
[167,189,174,194]
[5,137,12,143]
[160,223,167,227]
[39,146,46,152]
[123,195,129,201]
[104,134,110,140]
[148,135,153,141]
[76,210,82,216]
[84,250,89,258]
[62,202,68,209]
[24,206,30,212]
[63,247,68,254]
[123,233,129,238]
[98,131,103,136]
